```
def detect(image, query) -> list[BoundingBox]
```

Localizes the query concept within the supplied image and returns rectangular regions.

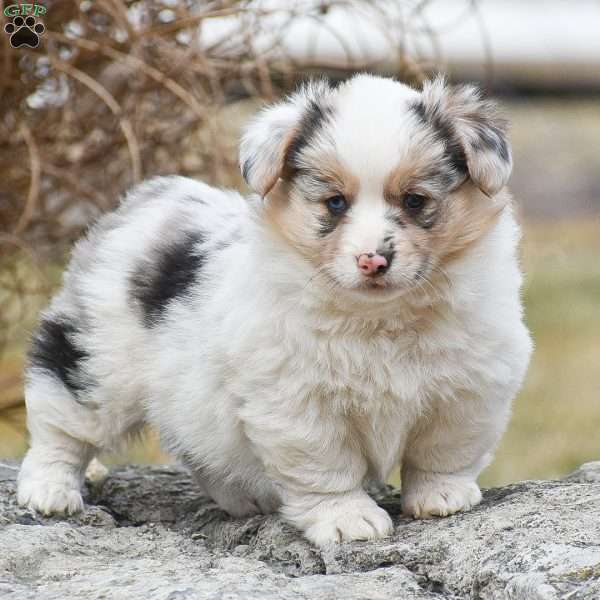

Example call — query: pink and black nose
[356,251,393,277]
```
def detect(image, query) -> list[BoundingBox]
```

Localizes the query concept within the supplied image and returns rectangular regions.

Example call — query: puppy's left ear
[418,77,512,197]
[239,80,333,197]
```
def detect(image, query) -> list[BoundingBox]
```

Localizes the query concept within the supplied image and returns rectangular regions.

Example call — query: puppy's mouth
[319,265,414,297]
[354,276,410,297]
[353,272,426,297]
[362,278,392,291]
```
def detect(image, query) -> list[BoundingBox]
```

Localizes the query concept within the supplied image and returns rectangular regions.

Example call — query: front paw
[401,471,482,519]
[18,453,85,516]
[18,477,84,516]
[288,492,393,547]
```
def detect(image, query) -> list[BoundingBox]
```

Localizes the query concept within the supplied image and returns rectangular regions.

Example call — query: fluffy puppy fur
[18,75,532,547]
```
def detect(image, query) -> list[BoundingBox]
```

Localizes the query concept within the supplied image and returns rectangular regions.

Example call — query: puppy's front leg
[400,394,511,519]
[242,405,393,547]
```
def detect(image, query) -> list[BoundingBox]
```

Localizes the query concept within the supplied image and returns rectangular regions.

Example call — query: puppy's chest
[227,306,480,413]
[283,323,441,411]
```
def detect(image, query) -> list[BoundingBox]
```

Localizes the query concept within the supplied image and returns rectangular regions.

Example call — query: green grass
[1,220,599,486]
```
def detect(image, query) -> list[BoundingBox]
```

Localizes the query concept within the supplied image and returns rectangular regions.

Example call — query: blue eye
[326,195,348,214]
[403,193,427,212]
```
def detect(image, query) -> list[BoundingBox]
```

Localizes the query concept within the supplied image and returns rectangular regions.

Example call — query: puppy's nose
[357,252,390,276]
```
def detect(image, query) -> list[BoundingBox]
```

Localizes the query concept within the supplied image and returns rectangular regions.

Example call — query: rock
[562,461,600,484]
[1,461,600,599]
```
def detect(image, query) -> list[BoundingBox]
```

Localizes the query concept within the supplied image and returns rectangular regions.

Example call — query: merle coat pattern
[18,75,532,547]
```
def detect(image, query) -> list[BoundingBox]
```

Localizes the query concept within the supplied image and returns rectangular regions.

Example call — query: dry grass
[1,219,599,486]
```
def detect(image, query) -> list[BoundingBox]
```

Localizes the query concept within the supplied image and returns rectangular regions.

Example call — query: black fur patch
[28,317,91,397]
[130,231,205,327]
[317,213,343,237]
[412,100,468,178]
[286,100,331,169]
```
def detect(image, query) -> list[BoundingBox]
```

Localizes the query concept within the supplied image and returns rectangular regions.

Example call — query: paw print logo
[4,15,45,49]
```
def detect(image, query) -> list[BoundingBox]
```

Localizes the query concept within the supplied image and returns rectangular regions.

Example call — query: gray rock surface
[1,460,600,599]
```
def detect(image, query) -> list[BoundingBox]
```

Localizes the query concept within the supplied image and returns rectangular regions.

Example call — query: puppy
[18,75,532,547]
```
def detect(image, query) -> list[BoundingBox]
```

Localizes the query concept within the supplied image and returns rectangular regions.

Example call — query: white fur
[18,75,532,547]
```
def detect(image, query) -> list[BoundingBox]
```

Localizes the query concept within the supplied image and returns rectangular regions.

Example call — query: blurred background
[1,0,598,487]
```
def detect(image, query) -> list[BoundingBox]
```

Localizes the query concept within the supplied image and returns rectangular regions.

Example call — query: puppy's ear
[417,77,512,197]
[239,80,333,197]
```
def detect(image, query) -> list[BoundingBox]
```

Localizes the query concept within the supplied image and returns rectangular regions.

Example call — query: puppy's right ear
[239,81,333,197]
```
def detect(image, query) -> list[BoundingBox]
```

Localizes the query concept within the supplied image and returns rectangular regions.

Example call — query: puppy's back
[26,176,247,409]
